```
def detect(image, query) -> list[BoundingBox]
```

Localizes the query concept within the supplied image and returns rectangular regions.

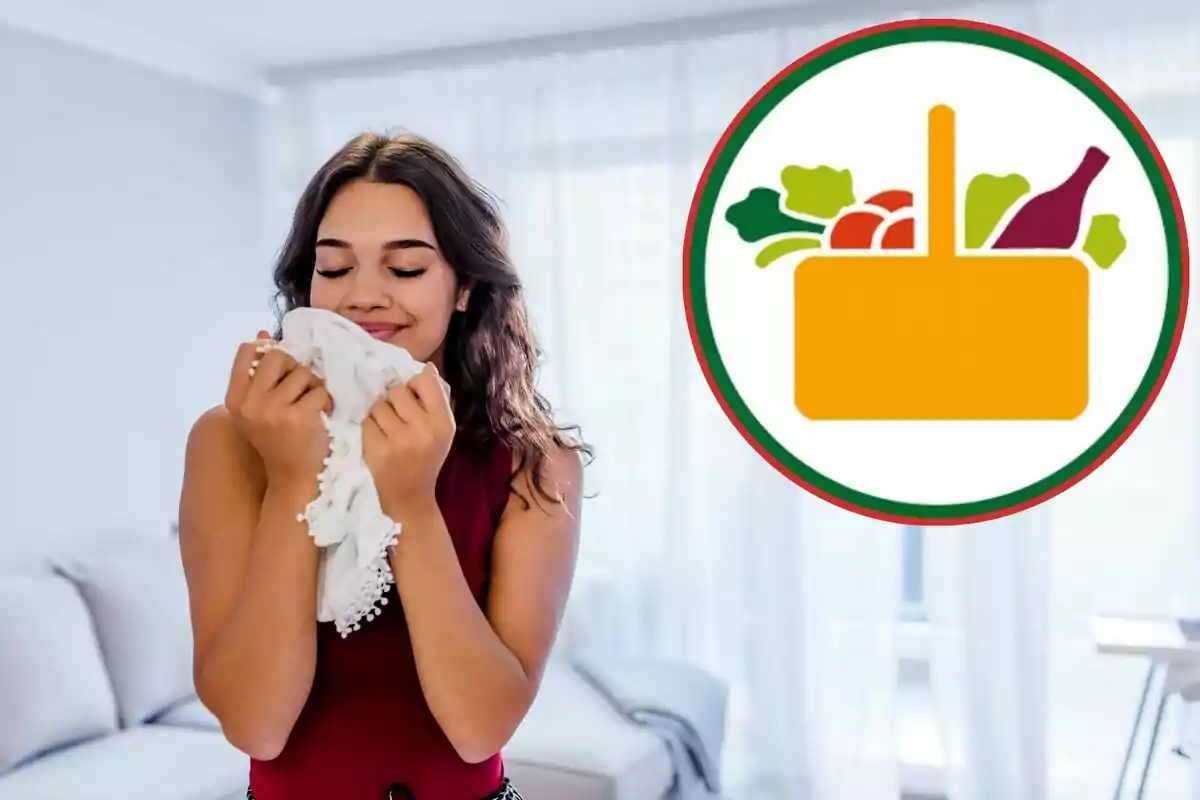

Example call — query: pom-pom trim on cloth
[269,307,426,637]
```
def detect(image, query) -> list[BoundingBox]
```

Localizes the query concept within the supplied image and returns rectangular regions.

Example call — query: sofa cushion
[504,662,674,800]
[153,697,221,732]
[573,654,728,792]
[0,726,248,800]
[55,537,195,727]
[0,573,118,774]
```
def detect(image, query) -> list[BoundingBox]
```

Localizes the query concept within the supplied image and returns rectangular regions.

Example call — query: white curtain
[919,3,1200,799]
[260,1,1200,798]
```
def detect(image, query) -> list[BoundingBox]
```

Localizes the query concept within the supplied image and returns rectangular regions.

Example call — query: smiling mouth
[356,323,406,341]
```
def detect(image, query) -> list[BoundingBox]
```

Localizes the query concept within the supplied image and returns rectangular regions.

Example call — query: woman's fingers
[408,365,451,416]
[362,414,386,455]
[248,333,281,377]
[407,365,454,438]
[297,385,333,416]
[244,349,295,405]
[369,396,406,437]
[385,382,424,423]
[272,363,318,407]
[226,341,262,409]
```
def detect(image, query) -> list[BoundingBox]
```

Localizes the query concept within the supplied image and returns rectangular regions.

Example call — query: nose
[342,266,391,312]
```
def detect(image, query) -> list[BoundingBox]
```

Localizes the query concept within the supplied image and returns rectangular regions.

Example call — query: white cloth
[276,307,425,637]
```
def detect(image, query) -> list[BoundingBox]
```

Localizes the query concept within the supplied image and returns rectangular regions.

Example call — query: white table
[1094,615,1200,799]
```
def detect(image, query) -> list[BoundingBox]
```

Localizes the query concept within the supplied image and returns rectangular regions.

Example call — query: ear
[455,286,470,312]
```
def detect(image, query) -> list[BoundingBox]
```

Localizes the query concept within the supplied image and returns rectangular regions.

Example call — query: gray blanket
[571,654,727,798]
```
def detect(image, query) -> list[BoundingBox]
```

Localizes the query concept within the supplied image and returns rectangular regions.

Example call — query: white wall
[0,24,270,563]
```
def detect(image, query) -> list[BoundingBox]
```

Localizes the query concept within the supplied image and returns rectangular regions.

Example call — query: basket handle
[928,104,956,259]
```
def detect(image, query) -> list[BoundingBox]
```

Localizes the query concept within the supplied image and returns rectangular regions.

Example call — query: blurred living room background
[2,0,1200,798]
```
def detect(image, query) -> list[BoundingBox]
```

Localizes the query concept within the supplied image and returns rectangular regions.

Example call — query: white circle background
[704,40,1172,506]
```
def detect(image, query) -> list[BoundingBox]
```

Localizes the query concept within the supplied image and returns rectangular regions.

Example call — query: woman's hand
[224,331,333,486]
[363,363,455,523]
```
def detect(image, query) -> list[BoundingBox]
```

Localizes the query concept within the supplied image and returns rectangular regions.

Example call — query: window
[900,525,926,622]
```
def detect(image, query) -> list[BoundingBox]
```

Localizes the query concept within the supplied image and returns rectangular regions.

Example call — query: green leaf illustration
[780,165,855,219]
[725,187,825,243]
[964,173,1031,248]
[755,237,821,267]
[1082,213,1126,268]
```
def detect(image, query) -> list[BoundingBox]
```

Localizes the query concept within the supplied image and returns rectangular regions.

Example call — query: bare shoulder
[488,442,583,685]
[543,443,584,499]
[188,405,251,459]
[505,442,584,520]
[187,405,235,451]
[180,406,265,546]
[185,406,264,489]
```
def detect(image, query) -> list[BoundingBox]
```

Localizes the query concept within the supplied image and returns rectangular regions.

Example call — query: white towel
[274,307,425,637]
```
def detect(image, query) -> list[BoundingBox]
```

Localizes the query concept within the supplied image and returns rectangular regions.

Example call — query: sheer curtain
[920,3,1200,799]
[260,2,1200,798]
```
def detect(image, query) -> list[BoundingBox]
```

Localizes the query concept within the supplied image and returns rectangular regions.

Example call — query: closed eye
[314,266,427,279]
[389,268,427,279]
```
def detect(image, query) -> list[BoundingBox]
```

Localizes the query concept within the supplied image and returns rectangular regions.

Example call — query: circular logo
[683,19,1189,525]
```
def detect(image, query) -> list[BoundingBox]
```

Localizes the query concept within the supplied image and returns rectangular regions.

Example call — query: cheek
[410,272,458,322]
[411,292,455,334]
[405,284,456,341]
[308,277,339,310]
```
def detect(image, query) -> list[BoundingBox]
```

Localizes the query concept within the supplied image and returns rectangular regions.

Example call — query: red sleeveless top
[249,436,512,800]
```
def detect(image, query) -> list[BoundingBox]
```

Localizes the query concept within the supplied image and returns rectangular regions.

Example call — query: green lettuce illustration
[780,165,855,219]
[725,187,824,243]
[964,173,1030,248]
[1082,214,1126,268]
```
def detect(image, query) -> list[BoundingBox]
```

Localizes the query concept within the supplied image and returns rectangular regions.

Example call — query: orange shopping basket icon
[793,104,1090,421]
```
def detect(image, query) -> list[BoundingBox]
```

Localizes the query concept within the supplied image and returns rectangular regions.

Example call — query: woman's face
[309,179,465,366]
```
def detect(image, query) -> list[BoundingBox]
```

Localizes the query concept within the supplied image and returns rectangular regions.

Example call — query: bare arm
[388,446,582,762]
[179,406,321,761]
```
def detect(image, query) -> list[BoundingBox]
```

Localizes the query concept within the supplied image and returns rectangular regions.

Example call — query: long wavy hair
[271,131,591,506]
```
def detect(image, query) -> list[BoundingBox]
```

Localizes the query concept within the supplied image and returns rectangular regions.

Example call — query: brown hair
[271,131,592,506]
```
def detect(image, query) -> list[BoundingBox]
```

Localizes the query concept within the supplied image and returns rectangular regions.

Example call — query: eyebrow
[315,237,437,252]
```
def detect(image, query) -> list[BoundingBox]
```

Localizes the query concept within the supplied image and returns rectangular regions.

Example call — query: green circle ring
[682,18,1190,525]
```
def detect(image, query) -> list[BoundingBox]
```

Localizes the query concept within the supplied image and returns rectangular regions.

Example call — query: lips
[355,322,404,341]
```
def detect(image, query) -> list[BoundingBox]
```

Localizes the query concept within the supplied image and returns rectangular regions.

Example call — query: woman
[178,132,589,800]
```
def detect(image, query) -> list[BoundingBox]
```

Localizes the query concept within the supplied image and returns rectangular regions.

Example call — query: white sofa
[0,537,726,799]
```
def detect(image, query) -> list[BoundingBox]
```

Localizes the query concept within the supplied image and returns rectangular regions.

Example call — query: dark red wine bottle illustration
[992,146,1109,249]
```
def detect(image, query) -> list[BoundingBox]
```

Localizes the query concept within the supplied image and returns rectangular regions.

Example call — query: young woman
[178,132,589,800]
